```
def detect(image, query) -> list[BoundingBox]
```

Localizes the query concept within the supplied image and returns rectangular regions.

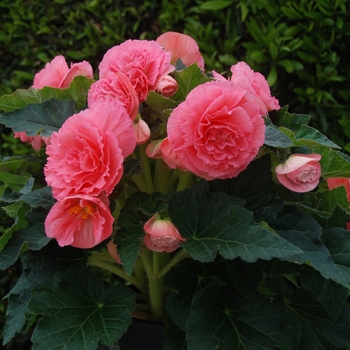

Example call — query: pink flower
[107,240,122,264]
[44,194,114,248]
[156,31,205,70]
[88,71,140,120]
[14,132,50,151]
[155,74,178,97]
[213,61,280,113]
[133,119,151,145]
[143,214,185,253]
[275,154,322,193]
[327,178,350,203]
[45,102,135,200]
[98,39,174,101]
[33,55,93,89]
[146,139,163,159]
[165,80,266,180]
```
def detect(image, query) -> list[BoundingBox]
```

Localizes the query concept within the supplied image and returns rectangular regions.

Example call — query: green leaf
[20,186,55,210]
[187,282,292,350]
[163,313,187,350]
[164,259,223,331]
[172,64,212,102]
[169,182,301,263]
[0,171,32,192]
[279,112,311,132]
[285,288,350,348]
[0,75,93,112]
[28,267,135,350]
[300,266,349,320]
[264,125,294,148]
[319,186,349,213]
[314,148,350,178]
[295,125,341,149]
[0,98,77,137]
[272,205,350,288]
[145,91,179,115]
[199,0,234,10]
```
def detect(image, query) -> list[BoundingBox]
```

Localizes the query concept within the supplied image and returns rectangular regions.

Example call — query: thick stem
[139,143,154,193]
[157,249,190,279]
[176,170,193,192]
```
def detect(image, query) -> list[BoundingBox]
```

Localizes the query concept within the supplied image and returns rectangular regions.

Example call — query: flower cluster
[2,30,350,350]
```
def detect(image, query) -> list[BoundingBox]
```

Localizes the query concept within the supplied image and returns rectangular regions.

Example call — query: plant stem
[87,258,143,291]
[139,143,154,193]
[157,249,190,279]
[176,170,193,191]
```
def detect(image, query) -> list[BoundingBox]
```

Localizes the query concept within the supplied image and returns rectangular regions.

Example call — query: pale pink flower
[275,154,322,193]
[155,74,178,97]
[44,194,114,249]
[98,39,174,101]
[33,55,93,89]
[165,80,266,180]
[107,240,122,264]
[143,214,185,253]
[133,119,151,145]
[156,31,205,70]
[88,71,139,120]
[146,139,163,159]
[213,61,280,113]
[45,102,135,200]
[14,132,50,151]
[327,178,350,203]
[160,137,186,170]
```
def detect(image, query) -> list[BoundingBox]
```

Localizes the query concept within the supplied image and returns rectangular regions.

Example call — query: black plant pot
[118,319,165,350]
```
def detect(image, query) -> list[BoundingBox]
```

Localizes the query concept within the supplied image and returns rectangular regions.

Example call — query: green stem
[139,143,154,193]
[155,159,171,193]
[176,170,193,192]
[131,173,149,192]
[157,249,190,279]
[87,258,143,291]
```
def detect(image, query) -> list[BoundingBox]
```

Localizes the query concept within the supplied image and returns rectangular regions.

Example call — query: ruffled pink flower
[45,194,114,248]
[98,39,174,101]
[107,240,122,264]
[143,214,185,253]
[275,154,322,193]
[33,55,93,89]
[327,178,350,203]
[133,119,151,145]
[155,74,178,97]
[156,31,205,70]
[14,132,50,151]
[165,80,266,180]
[45,102,135,200]
[213,61,280,113]
[88,71,139,120]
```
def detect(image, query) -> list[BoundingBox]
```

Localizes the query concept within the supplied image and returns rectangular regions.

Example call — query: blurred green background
[1,0,349,348]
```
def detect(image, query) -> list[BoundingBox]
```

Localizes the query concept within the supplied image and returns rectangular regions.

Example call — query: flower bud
[107,240,122,264]
[155,74,178,97]
[143,214,185,253]
[275,154,321,193]
[133,118,151,144]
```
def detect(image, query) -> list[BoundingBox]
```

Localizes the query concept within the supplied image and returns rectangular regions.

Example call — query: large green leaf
[20,186,55,210]
[285,288,350,349]
[0,98,77,137]
[187,282,292,350]
[0,75,93,112]
[271,205,350,288]
[169,182,301,263]
[28,267,135,350]
[264,125,294,148]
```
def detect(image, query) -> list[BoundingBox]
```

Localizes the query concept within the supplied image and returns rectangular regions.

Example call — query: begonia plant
[1,31,350,349]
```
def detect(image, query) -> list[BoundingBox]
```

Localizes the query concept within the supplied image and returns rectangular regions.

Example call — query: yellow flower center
[69,203,95,219]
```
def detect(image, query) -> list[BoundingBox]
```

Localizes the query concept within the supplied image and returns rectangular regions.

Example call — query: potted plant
[1,31,350,349]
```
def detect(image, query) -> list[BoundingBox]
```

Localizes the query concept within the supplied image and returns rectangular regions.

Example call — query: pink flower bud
[145,139,163,159]
[133,119,151,144]
[155,74,178,97]
[275,154,322,193]
[107,240,122,264]
[14,131,50,151]
[143,214,185,253]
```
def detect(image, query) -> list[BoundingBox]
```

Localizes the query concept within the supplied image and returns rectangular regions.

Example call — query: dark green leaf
[29,267,135,350]
[0,98,77,137]
[20,186,55,210]
[264,125,294,148]
[295,125,340,149]
[187,282,292,350]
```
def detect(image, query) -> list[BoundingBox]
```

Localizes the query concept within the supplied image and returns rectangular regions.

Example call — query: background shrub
[1,0,349,347]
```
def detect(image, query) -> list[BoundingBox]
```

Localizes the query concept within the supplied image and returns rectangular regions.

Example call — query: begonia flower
[143,214,185,253]
[88,71,139,120]
[99,39,174,101]
[156,31,205,70]
[45,102,135,200]
[213,61,280,113]
[33,55,93,89]
[45,194,114,248]
[275,154,322,193]
[14,132,50,151]
[165,80,266,180]
[155,74,178,97]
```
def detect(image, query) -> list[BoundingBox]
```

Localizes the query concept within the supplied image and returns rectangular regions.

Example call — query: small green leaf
[199,1,234,10]
[264,125,294,148]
